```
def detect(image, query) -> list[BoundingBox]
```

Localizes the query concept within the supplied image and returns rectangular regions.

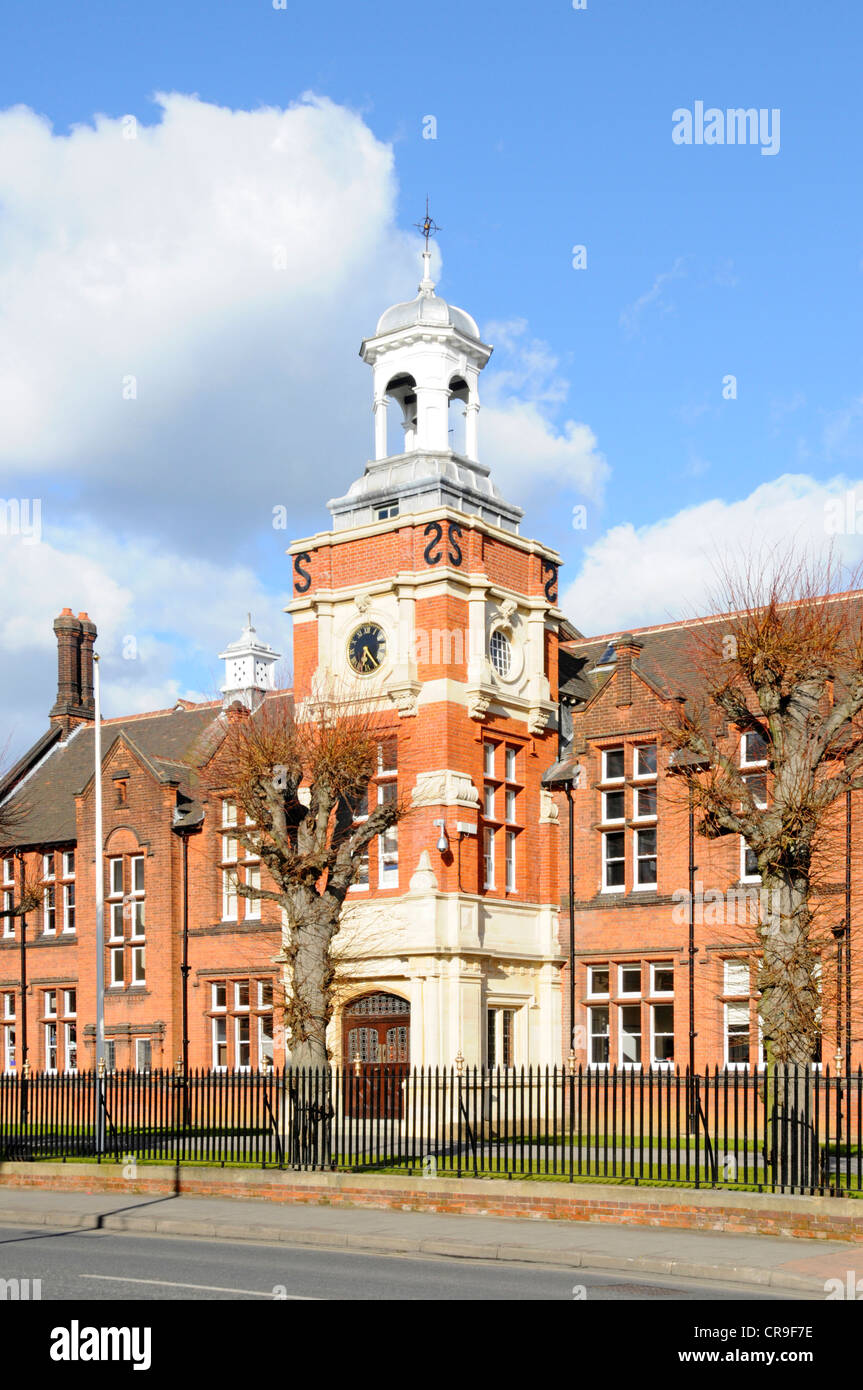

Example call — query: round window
[489,629,512,678]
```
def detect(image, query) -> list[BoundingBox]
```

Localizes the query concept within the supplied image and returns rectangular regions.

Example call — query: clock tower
[287,242,567,1067]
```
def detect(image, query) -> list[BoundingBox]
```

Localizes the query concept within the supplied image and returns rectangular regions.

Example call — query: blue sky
[2,0,863,758]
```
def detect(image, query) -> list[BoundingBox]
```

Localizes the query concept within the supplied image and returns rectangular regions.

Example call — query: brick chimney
[614,632,643,708]
[50,608,96,734]
[78,612,97,714]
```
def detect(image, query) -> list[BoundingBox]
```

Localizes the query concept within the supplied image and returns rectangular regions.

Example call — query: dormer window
[376,502,399,521]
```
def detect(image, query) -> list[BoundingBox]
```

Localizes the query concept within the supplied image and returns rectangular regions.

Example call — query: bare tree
[200,697,408,1068]
[0,780,45,928]
[669,549,863,1067]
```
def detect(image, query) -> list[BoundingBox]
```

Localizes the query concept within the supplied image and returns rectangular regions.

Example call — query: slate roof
[560,589,863,714]
[0,693,293,850]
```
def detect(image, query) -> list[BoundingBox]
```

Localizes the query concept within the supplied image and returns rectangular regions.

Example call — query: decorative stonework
[409,850,439,892]
[411,769,481,809]
[467,691,491,720]
[527,706,550,735]
[539,788,559,824]
[387,681,420,718]
[496,597,518,630]
[355,593,372,614]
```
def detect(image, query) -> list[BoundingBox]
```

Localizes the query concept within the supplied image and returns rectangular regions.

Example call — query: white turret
[219,618,280,710]
[327,235,523,534]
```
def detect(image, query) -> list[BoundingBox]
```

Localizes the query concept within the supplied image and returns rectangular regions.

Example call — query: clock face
[348,622,387,676]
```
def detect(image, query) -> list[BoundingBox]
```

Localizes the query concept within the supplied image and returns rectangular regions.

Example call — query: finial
[414,196,440,295]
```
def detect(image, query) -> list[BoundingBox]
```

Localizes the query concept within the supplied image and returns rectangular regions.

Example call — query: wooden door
[343,993,410,1118]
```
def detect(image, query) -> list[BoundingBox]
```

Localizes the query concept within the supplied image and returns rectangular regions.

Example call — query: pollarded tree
[202,697,407,1069]
[0,784,46,934]
[670,551,863,1067]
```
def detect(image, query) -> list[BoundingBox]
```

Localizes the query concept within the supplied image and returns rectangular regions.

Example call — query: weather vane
[414,197,441,248]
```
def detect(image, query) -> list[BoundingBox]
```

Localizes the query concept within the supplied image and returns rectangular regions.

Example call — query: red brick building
[1,253,860,1076]
[548,614,863,1075]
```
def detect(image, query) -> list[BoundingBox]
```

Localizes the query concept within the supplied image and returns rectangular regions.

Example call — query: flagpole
[94,653,106,1151]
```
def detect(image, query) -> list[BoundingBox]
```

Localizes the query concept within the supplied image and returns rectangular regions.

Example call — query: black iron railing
[0,1064,860,1195]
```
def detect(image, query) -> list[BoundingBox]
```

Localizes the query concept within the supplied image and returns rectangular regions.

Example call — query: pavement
[0,1186,858,1297]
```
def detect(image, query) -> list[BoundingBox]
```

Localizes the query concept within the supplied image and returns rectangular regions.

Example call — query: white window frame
[601,787,625,825]
[740,730,768,768]
[725,1001,752,1069]
[483,784,496,819]
[110,947,124,988]
[135,1037,152,1073]
[483,741,496,778]
[650,1002,675,1067]
[64,1021,77,1073]
[235,1014,251,1070]
[486,1006,517,1068]
[505,787,517,823]
[42,883,56,936]
[258,1012,274,1068]
[2,886,14,938]
[504,746,517,782]
[377,781,398,888]
[587,1005,610,1068]
[740,837,761,884]
[44,1021,58,1074]
[633,826,657,890]
[618,964,642,997]
[245,863,261,920]
[602,830,626,893]
[131,945,146,988]
[222,867,238,921]
[633,744,657,781]
[650,961,674,997]
[44,989,57,1018]
[723,959,750,995]
[109,857,123,897]
[234,980,250,1011]
[212,1016,228,1070]
[505,830,516,892]
[2,857,13,939]
[42,853,55,881]
[62,881,76,934]
[483,826,495,890]
[600,746,625,784]
[62,850,75,879]
[618,1002,642,1067]
[633,783,657,822]
[109,900,125,942]
[587,965,610,998]
[221,799,238,828]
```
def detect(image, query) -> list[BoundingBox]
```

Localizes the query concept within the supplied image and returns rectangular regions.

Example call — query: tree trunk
[759,873,821,1186]
[283,897,335,1167]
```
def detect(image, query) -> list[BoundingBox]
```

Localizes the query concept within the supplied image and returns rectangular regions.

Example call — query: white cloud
[0,91,609,759]
[619,257,687,338]
[480,320,607,501]
[562,473,863,635]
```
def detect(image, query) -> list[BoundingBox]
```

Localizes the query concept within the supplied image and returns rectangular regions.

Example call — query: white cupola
[327,231,523,535]
[219,618,281,710]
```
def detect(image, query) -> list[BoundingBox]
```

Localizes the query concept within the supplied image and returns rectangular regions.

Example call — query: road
[0,1225,804,1301]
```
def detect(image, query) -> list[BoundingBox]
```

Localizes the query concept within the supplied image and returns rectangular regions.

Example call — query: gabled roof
[0,692,293,849]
